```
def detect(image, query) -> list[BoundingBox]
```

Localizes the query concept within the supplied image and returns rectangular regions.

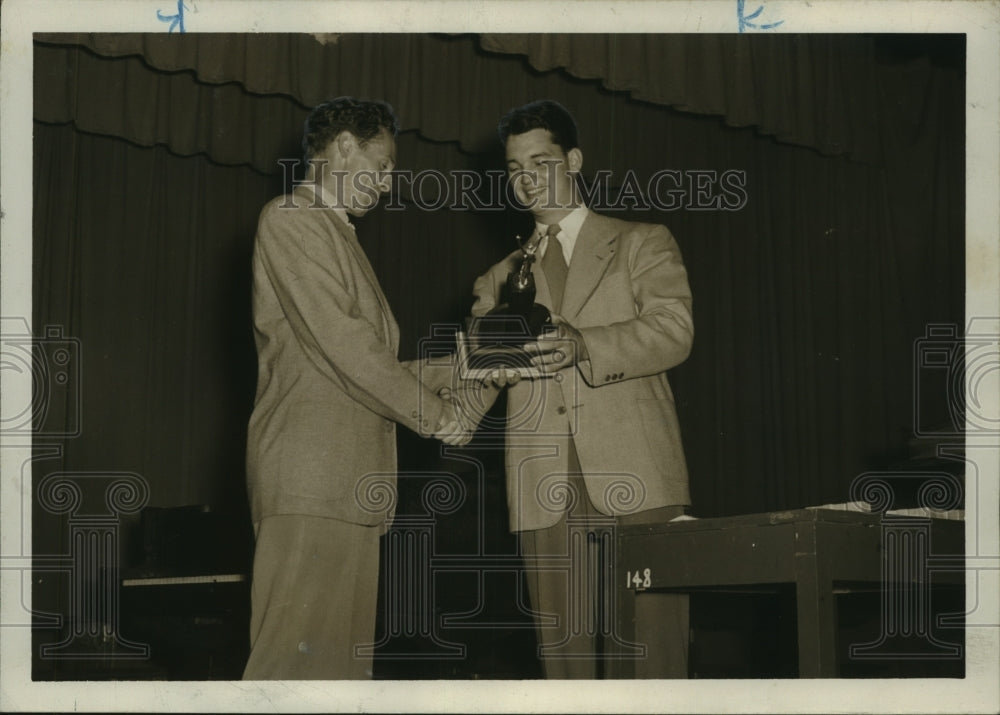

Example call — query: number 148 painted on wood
[627,568,652,590]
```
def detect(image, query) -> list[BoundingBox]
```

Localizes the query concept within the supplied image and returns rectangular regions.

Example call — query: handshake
[429,387,479,447]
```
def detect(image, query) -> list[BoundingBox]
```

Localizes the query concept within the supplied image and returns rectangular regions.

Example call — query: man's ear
[336,131,357,159]
[567,147,583,174]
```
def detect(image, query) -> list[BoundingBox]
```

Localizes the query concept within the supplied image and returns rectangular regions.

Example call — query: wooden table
[610,508,964,678]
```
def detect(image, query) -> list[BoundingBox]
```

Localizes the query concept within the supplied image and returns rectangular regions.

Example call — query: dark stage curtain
[32,33,964,524]
[32,122,274,507]
[35,32,885,165]
[478,33,883,161]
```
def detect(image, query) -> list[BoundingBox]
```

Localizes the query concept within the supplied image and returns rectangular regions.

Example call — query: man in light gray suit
[470,100,693,679]
[243,97,468,680]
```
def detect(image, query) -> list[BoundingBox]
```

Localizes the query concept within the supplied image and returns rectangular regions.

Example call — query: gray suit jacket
[472,211,693,532]
[247,187,450,527]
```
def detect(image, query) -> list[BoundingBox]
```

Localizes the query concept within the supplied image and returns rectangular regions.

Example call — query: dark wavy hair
[497,100,579,153]
[302,97,399,160]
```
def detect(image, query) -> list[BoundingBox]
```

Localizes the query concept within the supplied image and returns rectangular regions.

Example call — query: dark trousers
[520,473,689,679]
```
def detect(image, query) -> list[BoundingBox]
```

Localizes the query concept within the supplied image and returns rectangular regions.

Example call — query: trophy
[457,233,556,379]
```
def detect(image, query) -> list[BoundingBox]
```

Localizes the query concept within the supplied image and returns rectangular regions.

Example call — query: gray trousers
[520,472,690,679]
[242,514,381,680]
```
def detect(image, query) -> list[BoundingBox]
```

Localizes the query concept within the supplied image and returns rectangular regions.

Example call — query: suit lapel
[329,213,400,352]
[560,213,619,320]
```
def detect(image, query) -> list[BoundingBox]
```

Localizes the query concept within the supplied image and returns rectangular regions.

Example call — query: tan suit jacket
[246,186,450,527]
[472,211,693,532]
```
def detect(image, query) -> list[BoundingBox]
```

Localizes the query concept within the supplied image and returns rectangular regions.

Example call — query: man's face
[505,128,582,224]
[317,128,397,217]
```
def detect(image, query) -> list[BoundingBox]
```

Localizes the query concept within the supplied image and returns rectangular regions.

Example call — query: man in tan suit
[243,97,468,680]
[470,100,693,679]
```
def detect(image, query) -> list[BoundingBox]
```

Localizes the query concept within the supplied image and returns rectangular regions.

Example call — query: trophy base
[457,306,556,380]
[456,333,556,380]
[469,305,552,346]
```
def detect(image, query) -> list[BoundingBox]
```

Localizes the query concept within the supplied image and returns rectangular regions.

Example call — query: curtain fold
[35,41,309,172]
[35,33,552,162]
[32,122,279,507]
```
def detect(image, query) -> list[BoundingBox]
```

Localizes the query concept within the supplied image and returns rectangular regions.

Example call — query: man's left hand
[522,315,589,373]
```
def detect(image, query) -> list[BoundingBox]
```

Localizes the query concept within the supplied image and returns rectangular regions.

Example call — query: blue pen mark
[737,0,785,32]
[156,1,188,33]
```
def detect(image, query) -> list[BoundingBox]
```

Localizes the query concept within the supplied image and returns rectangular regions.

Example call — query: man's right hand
[432,399,475,446]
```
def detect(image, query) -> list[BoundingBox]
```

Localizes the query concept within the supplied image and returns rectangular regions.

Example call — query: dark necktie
[540,223,567,313]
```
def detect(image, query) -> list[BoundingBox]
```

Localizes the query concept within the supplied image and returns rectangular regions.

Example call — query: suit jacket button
[557,406,567,415]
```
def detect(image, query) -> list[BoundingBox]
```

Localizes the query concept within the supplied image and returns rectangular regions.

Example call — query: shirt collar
[535,205,589,261]
[300,182,355,231]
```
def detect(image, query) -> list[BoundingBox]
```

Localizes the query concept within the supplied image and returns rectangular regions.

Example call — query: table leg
[608,539,639,679]
[794,522,838,677]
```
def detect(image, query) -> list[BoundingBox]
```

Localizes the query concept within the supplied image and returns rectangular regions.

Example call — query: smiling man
[243,97,469,680]
[470,99,695,679]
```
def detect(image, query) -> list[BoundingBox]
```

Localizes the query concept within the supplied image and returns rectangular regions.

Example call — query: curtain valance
[478,33,882,161]
[35,33,565,162]
[35,32,889,169]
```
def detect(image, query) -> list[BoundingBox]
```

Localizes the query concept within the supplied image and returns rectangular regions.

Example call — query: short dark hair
[497,100,579,153]
[302,97,399,160]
